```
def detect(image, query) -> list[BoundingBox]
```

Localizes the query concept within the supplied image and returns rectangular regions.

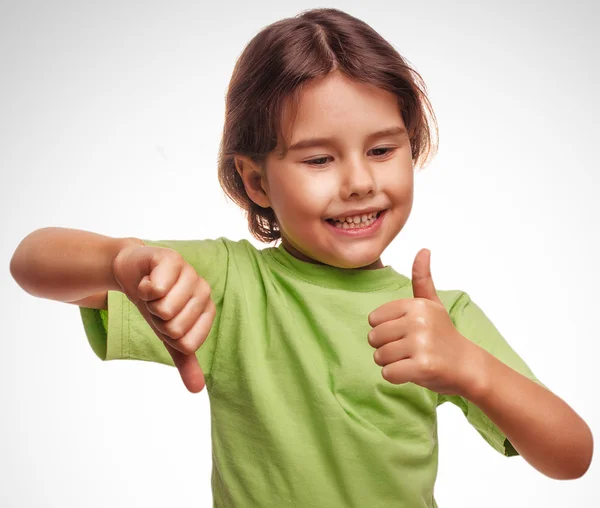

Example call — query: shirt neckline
[264,242,411,291]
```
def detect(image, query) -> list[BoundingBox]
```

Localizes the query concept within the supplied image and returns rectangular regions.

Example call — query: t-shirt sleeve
[78,237,230,384]
[437,291,548,457]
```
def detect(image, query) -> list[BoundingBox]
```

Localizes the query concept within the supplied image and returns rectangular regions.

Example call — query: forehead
[279,72,404,148]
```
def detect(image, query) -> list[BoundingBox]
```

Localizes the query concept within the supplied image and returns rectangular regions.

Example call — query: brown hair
[217,7,438,243]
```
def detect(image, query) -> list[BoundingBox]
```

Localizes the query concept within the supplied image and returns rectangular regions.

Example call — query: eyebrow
[287,125,407,152]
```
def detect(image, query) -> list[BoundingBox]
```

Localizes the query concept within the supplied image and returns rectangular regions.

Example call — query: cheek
[382,168,413,198]
[272,173,333,216]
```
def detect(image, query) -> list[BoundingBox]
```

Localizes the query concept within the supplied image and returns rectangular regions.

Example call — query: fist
[112,242,215,394]
[367,248,481,397]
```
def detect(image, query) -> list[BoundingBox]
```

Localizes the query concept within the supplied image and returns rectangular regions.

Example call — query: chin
[289,232,384,269]
[324,252,381,270]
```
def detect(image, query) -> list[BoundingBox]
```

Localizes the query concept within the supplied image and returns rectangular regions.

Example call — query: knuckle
[153,284,167,297]
[164,319,186,340]
[181,261,196,277]
[179,343,195,356]
[153,302,176,321]
[415,332,429,349]
[196,277,212,298]
[414,314,427,327]
[417,355,433,373]
[178,336,198,356]
[162,248,183,263]
[188,296,205,318]
[202,296,215,316]
[202,301,216,327]
[207,298,216,314]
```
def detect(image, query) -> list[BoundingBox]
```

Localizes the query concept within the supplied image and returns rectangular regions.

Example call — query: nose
[339,158,377,199]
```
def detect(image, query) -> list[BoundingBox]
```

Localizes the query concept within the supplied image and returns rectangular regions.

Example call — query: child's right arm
[9,227,142,306]
[10,227,214,393]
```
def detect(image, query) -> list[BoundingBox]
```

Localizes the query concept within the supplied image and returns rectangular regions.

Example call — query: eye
[302,147,397,167]
[304,156,330,166]
[369,147,396,158]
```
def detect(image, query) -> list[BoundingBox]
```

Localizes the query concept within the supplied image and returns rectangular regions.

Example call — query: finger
[146,264,201,319]
[382,360,415,385]
[373,337,412,367]
[368,317,408,348]
[163,302,216,391]
[133,278,214,395]
[151,293,206,342]
[135,299,209,393]
[134,299,176,346]
[162,297,216,355]
[368,299,409,327]
[138,253,183,302]
[161,341,206,394]
[411,248,443,304]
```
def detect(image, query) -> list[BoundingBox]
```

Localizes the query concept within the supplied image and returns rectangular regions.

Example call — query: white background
[1,0,598,506]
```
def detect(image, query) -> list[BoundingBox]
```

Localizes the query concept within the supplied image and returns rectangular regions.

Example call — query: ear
[234,155,272,209]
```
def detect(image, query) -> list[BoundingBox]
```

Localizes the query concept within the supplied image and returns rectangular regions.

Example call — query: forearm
[463,344,594,480]
[10,227,143,303]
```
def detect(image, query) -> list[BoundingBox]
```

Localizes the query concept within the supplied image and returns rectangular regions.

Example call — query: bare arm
[9,227,144,307]
[67,291,109,310]
[465,346,593,480]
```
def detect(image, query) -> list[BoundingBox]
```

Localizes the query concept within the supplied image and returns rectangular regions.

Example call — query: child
[10,7,592,508]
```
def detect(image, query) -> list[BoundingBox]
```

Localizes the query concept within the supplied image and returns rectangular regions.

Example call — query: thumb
[162,341,207,394]
[411,248,443,304]
[134,299,207,394]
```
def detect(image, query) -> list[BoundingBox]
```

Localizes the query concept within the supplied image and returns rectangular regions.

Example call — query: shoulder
[435,289,472,315]
[140,236,263,261]
[436,289,493,340]
[140,236,274,273]
[436,288,510,351]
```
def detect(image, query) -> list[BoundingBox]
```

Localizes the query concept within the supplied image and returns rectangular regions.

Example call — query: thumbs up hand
[367,249,482,397]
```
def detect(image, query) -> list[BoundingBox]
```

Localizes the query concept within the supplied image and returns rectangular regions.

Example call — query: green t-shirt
[79,237,546,508]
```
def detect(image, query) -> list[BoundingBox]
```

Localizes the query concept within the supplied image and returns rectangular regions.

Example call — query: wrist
[458,340,492,403]
[122,237,146,247]
[110,237,145,291]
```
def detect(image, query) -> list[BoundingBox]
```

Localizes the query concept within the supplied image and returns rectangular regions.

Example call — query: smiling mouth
[325,210,385,227]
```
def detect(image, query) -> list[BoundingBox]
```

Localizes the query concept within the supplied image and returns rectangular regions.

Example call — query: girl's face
[236,72,414,270]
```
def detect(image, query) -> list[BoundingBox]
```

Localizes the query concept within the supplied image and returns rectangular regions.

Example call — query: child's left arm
[368,249,593,480]
[464,341,593,480]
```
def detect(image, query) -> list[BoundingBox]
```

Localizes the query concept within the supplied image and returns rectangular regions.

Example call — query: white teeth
[333,216,377,229]
[331,212,378,224]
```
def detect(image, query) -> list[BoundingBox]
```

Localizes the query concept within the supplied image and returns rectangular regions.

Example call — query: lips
[324,208,387,236]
